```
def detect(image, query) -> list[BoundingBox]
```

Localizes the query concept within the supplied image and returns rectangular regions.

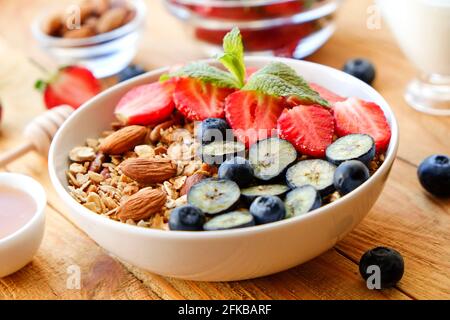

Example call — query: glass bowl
[164,0,342,58]
[31,0,146,78]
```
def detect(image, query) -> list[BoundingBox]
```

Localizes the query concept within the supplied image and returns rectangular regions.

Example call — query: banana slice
[203,210,255,231]
[199,141,246,165]
[286,159,336,196]
[326,134,375,165]
[285,185,322,218]
[241,184,290,203]
[187,178,240,215]
[249,138,297,181]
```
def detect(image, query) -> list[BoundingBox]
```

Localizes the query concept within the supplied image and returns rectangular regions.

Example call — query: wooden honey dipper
[0,105,74,167]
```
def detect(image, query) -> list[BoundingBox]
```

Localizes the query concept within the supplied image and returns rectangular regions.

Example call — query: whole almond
[117,187,166,221]
[180,173,206,196]
[99,125,148,155]
[63,25,96,38]
[120,158,177,184]
[96,7,127,33]
[42,14,63,36]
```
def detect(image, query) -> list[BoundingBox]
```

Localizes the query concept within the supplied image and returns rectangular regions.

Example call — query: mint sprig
[217,27,246,88]
[244,62,330,107]
[160,62,240,89]
[160,28,329,107]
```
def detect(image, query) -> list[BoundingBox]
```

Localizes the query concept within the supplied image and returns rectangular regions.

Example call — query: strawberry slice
[225,90,286,147]
[173,77,235,121]
[36,66,101,109]
[309,83,346,105]
[333,98,391,152]
[115,81,175,125]
[277,105,335,157]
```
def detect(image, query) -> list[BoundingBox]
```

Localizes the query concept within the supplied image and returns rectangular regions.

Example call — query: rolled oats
[135,144,155,158]
[69,163,87,174]
[88,171,105,183]
[69,146,96,162]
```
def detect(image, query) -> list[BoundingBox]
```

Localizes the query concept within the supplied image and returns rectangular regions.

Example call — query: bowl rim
[168,0,325,8]
[0,173,47,246]
[31,0,146,47]
[48,56,399,240]
[165,0,340,30]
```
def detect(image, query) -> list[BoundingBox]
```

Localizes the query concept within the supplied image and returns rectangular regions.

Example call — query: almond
[117,187,166,221]
[99,125,148,155]
[180,173,207,196]
[63,25,96,39]
[119,158,177,184]
[42,14,63,36]
[96,7,127,34]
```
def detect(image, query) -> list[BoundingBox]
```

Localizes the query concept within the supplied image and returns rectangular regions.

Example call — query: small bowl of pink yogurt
[0,173,46,277]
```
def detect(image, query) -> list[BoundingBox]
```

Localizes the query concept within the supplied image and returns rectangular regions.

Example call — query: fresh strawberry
[35,66,101,109]
[309,83,346,105]
[115,81,175,125]
[277,105,335,157]
[225,90,286,147]
[173,77,235,121]
[333,98,391,152]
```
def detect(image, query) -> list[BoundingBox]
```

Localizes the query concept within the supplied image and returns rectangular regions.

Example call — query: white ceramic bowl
[0,173,47,278]
[49,57,399,281]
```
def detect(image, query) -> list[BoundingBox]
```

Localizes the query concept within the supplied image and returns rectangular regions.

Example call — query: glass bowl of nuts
[32,0,146,78]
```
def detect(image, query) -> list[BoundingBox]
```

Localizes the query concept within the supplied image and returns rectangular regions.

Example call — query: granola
[66,119,216,230]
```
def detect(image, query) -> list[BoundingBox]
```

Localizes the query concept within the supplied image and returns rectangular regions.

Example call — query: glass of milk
[377,0,450,116]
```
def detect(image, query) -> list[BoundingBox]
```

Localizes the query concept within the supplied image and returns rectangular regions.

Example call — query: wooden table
[0,0,449,300]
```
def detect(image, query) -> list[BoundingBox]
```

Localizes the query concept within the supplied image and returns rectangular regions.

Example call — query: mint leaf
[243,62,330,107]
[217,27,246,88]
[34,79,47,92]
[160,62,240,89]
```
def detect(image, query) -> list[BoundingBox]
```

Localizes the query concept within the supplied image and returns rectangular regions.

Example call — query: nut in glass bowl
[164,0,342,58]
[31,0,146,78]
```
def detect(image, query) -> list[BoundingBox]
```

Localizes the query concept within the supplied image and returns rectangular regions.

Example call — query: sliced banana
[249,138,297,181]
[286,159,336,196]
[285,185,322,218]
[187,178,240,215]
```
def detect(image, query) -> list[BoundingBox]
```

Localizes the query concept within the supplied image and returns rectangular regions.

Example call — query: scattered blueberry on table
[417,154,450,198]
[118,64,146,82]
[343,58,376,85]
[359,247,404,289]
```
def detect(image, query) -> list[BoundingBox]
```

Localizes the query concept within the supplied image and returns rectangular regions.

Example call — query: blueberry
[218,157,254,187]
[118,65,146,82]
[169,205,205,231]
[343,59,376,85]
[359,247,404,289]
[417,154,450,198]
[333,160,370,195]
[197,118,230,145]
[250,195,286,225]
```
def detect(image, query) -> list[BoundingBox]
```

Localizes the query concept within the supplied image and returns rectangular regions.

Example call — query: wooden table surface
[0,0,449,300]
